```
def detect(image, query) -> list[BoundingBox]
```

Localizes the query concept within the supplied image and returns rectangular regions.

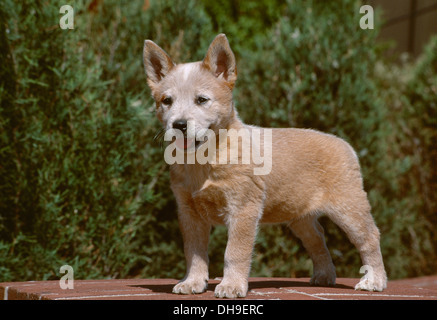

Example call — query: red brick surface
[1,277,437,300]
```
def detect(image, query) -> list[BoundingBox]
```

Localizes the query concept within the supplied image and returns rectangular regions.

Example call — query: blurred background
[0,0,436,282]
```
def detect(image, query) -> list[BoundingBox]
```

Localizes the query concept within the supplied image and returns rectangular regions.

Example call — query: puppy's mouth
[174,136,195,150]
[174,135,208,151]
[173,124,213,151]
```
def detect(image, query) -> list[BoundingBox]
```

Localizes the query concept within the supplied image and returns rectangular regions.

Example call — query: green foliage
[0,0,206,281]
[201,0,284,53]
[0,0,435,282]
[371,36,437,277]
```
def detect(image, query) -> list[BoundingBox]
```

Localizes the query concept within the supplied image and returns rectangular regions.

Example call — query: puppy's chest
[191,180,237,224]
[171,164,265,224]
[171,165,245,224]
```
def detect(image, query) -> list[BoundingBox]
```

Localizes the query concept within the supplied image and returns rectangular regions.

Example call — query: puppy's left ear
[202,34,237,88]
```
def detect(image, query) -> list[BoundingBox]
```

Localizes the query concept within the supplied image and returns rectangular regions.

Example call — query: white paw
[355,265,387,292]
[172,278,208,295]
[214,280,248,298]
[354,276,386,292]
[355,278,376,291]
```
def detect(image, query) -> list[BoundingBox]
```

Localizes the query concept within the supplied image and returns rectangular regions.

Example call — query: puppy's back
[260,128,363,223]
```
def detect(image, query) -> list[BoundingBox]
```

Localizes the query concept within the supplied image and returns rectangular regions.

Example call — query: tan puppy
[143,34,387,298]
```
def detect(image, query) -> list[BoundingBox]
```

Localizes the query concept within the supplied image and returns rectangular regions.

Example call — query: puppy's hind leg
[326,193,387,291]
[289,215,336,287]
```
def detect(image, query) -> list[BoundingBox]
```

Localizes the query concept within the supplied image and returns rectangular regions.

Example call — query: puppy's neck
[223,102,245,131]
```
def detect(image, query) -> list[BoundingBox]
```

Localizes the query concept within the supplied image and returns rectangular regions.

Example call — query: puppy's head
[143,34,237,150]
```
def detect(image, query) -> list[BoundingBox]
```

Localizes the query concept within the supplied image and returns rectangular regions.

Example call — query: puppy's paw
[354,275,386,292]
[172,278,208,295]
[310,262,337,287]
[310,272,336,287]
[355,267,387,292]
[354,278,376,291]
[214,279,248,298]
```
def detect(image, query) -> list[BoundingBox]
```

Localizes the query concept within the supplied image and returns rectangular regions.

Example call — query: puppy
[143,34,387,298]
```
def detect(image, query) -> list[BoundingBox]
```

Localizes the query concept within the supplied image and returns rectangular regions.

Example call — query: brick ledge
[1,277,437,300]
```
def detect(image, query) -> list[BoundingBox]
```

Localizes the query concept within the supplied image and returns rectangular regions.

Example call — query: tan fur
[143,34,387,298]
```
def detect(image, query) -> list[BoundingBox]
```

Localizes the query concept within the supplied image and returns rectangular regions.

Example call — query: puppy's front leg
[215,207,260,298]
[172,204,211,295]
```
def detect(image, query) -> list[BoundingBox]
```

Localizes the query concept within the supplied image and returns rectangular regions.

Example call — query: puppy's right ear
[143,40,175,90]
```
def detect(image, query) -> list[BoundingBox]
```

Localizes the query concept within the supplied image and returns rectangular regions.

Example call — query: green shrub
[372,36,437,277]
[0,0,212,281]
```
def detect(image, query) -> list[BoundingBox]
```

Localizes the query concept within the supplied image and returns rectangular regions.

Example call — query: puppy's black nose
[173,119,188,133]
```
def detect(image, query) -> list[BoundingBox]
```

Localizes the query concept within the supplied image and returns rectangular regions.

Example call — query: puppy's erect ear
[202,34,237,88]
[143,40,175,90]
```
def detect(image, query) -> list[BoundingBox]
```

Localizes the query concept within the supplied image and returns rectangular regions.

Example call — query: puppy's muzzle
[173,119,188,134]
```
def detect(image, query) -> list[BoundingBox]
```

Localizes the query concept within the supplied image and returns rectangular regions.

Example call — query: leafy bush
[372,36,437,277]
[0,0,212,281]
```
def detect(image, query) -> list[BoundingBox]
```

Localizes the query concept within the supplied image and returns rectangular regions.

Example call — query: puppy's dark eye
[196,96,209,105]
[162,97,173,106]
